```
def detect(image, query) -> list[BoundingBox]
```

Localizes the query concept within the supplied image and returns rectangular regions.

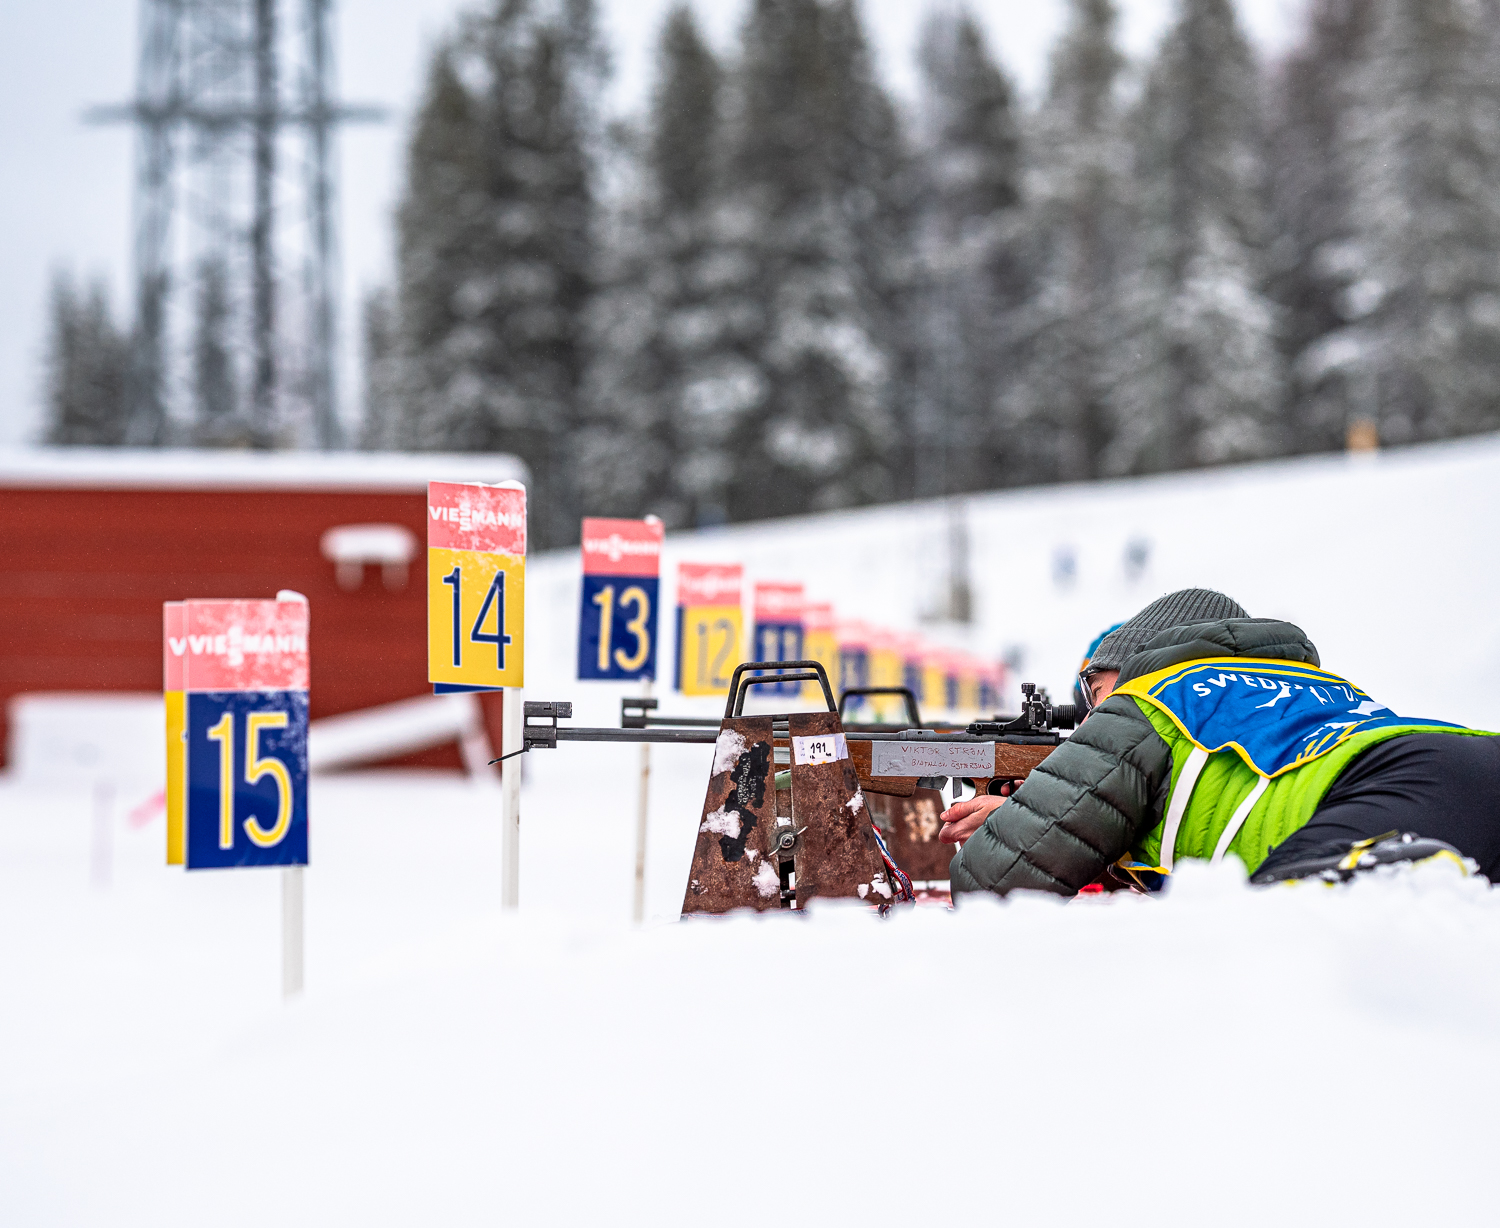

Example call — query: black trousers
[1258,733,1500,882]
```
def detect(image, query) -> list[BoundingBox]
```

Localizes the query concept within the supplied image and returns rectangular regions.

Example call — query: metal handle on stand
[838,686,922,727]
[724,660,837,717]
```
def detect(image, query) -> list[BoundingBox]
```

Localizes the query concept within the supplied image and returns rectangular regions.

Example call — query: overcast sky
[0,0,1303,448]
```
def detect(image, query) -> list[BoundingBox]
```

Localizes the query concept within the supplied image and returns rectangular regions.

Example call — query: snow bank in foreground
[5,852,1498,1227]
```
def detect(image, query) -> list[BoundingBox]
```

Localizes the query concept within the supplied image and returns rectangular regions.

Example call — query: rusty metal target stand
[515,663,1075,917]
[681,662,897,914]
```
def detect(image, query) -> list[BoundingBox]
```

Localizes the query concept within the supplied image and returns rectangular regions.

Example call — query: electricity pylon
[88,0,384,448]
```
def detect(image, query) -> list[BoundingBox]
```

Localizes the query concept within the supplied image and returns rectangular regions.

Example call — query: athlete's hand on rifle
[938,780,1024,844]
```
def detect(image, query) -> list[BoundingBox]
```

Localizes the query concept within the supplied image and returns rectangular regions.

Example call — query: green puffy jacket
[949,617,1480,897]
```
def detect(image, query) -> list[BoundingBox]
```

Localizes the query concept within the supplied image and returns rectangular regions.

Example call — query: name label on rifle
[872,741,995,777]
[792,733,848,766]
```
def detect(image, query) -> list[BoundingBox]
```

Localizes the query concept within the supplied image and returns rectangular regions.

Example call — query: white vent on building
[320,523,418,590]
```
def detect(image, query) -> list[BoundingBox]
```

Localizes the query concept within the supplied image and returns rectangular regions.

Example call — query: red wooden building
[0,448,526,771]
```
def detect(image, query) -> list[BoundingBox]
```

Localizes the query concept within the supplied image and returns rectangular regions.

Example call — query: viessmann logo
[683,575,740,603]
[168,628,308,665]
[583,533,662,564]
[754,584,802,620]
[429,504,526,533]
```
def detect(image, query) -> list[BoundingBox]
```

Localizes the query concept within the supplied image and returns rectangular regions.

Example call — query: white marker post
[575,516,665,922]
[501,686,523,909]
[632,678,653,923]
[90,778,114,891]
[425,479,527,906]
[170,593,310,1004]
[283,865,304,997]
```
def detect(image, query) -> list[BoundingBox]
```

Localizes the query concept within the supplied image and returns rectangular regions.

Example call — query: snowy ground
[6,436,1500,1223]
[4,770,1499,1225]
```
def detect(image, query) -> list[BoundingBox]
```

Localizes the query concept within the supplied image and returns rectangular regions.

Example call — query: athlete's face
[1086,670,1119,710]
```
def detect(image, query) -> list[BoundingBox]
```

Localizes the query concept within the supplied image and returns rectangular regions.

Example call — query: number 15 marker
[428,480,527,691]
[170,595,310,870]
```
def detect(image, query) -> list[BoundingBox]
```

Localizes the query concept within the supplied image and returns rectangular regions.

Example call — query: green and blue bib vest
[1111,657,1487,875]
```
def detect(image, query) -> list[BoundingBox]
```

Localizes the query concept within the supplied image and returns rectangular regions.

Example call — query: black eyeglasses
[1077,668,1100,717]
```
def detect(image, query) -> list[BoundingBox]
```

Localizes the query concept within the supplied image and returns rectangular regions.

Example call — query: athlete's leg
[1257,734,1500,881]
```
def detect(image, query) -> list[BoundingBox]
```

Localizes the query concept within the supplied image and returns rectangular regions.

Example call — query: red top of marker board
[940,649,977,679]
[427,480,527,556]
[677,562,742,607]
[171,597,310,692]
[803,602,835,632]
[837,619,871,648]
[753,581,804,622]
[921,644,955,670]
[894,632,925,662]
[581,517,663,577]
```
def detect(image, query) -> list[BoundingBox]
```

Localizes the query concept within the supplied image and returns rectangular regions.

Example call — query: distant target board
[164,596,309,870]
[838,621,871,697]
[802,602,838,704]
[577,517,663,681]
[921,652,947,715]
[675,563,743,697]
[427,480,526,692]
[750,581,804,696]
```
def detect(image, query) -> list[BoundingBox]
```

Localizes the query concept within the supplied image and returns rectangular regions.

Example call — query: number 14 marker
[427,480,527,691]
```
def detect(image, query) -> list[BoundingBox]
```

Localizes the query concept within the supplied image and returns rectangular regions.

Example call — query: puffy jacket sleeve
[949,695,1174,898]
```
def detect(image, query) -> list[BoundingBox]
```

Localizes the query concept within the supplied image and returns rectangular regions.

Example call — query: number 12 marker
[675,563,743,698]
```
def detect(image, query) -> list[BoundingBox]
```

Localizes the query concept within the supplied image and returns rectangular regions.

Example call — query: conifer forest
[50,0,1500,549]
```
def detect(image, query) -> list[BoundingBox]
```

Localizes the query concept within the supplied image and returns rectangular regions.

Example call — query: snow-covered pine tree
[1265,0,1374,456]
[717,0,908,521]
[823,0,918,504]
[1111,0,1283,473]
[192,257,241,446]
[44,271,130,446]
[360,287,404,450]
[392,42,490,445]
[580,5,730,528]
[395,0,606,548]
[1337,0,1500,444]
[912,6,1025,496]
[1001,0,1127,482]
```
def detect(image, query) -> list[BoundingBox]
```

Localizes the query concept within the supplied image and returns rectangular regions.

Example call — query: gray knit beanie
[1085,589,1249,674]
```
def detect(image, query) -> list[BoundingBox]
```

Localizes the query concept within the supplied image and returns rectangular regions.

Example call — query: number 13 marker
[427,480,527,691]
[577,517,663,681]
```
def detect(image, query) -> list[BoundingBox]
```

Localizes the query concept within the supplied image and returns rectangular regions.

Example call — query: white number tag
[792,733,848,765]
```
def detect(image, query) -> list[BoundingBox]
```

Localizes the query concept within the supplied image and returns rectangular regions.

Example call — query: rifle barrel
[543,726,1059,746]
